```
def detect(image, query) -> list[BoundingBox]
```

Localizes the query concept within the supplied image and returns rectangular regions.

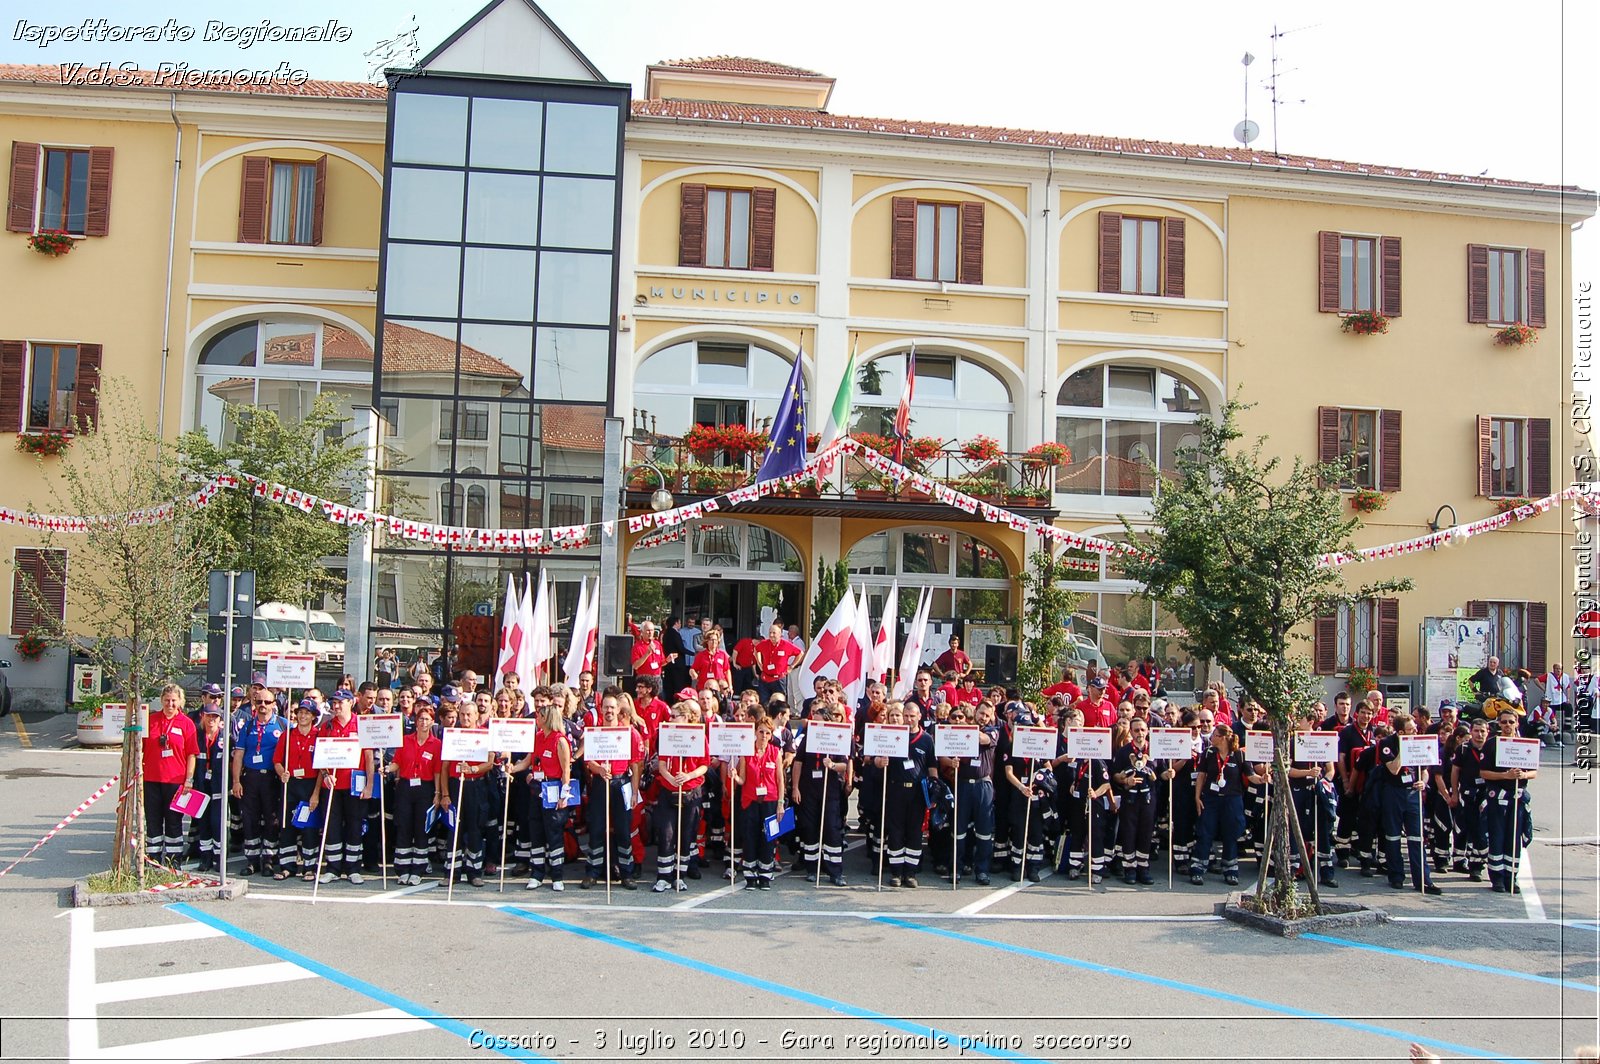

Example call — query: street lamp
[627,462,674,512]
[1427,503,1458,550]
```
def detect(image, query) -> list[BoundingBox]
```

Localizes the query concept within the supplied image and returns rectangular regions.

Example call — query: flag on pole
[755,343,808,482]
[495,574,523,681]
[853,585,874,693]
[816,337,856,475]
[891,586,933,700]
[561,576,592,687]
[797,585,871,707]
[892,345,916,466]
[582,574,600,672]
[871,580,898,684]
[514,572,541,684]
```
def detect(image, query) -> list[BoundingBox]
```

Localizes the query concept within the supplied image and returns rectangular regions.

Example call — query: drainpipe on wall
[157,93,182,441]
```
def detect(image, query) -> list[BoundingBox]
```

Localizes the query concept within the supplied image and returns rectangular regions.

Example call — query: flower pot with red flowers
[960,435,1004,464]
[1007,487,1051,508]
[1022,442,1071,467]
[1346,666,1378,698]
[14,630,48,661]
[27,230,74,256]
[1493,322,1538,347]
[16,430,71,456]
[1340,310,1389,336]
[852,473,890,501]
[782,476,821,498]
[904,436,945,471]
[1349,488,1387,514]
[851,432,896,457]
[1494,496,1535,515]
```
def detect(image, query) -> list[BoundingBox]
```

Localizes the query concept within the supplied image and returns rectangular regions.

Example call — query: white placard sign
[357,713,403,749]
[1149,727,1194,760]
[582,726,633,762]
[1387,696,1412,717]
[1294,731,1340,763]
[486,717,539,752]
[1494,736,1541,770]
[1244,730,1275,763]
[85,701,129,735]
[264,654,316,688]
[656,723,706,759]
[935,724,980,759]
[708,722,755,758]
[1011,725,1058,760]
[441,727,490,762]
[863,722,910,759]
[312,736,362,770]
[1400,734,1440,768]
[1066,727,1113,760]
[805,720,854,757]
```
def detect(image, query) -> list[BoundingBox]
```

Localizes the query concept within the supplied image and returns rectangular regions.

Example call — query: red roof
[380,322,520,380]
[0,63,384,99]
[630,98,1583,194]
[653,57,825,78]
[542,405,604,452]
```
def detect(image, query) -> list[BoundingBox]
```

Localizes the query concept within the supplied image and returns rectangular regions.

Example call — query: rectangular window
[914,202,959,282]
[1485,602,1526,668]
[267,161,317,244]
[40,148,89,235]
[704,188,750,270]
[27,344,78,431]
[440,401,490,441]
[1488,417,1525,497]
[548,491,586,527]
[1487,248,1522,325]
[1337,409,1376,489]
[11,547,66,635]
[1335,600,1377,672]
[1119,217,1161,294]
[1339,236,1376,312]
[378,397,400,437]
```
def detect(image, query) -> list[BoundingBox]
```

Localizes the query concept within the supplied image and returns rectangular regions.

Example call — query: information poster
[1149,727,1193,760]
[1066,727,1112,760]
[312,736,362,769]
[1422,617,1490,709]
[863,722,910,759]
[441,727,491,762]
[357,713,404,749]
[708,722,755,758]
[656,723,707,758]
[935,724,980,759]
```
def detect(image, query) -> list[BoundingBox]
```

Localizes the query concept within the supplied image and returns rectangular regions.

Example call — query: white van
[255,602,345,668]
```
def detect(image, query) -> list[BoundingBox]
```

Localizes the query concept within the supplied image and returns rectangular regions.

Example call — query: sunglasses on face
[254,699,275,707]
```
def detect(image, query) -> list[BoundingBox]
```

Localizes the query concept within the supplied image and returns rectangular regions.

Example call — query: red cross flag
[798,584,871,705]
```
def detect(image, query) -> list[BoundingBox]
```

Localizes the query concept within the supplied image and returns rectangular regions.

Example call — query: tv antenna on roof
[1266,22,1316,158]
[1233,52,1259,146]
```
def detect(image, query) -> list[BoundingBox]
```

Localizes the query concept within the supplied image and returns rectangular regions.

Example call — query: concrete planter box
[1219,890,1389,938]
[71,878,247,908]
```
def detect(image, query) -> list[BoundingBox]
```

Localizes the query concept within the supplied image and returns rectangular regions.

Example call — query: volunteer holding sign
[583,694,644,891]
[142,684,198,869]
[514,700,573,892]
[1289,711,1339,888]
[1111,718,1158,886]
[314,690,373,885]
[439,698,494,889]
[386,703,440,886]
[1377,715,1441,894]
[654,701,710,893]
[794,706,853,887]
[1481,708,1538,894]
[232,686,286,878]
[735,715,784,889]
[273,700,320,880]
[1189,724,1257,887]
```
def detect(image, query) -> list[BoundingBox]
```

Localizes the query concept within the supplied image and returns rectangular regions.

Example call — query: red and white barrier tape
[0,774,119,877]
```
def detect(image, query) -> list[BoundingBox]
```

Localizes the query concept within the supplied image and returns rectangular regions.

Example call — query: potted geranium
[961,435,1004,464]
[904,436,944,470]
[1007,485,1051,507]
[1494,497,1535,514]
[1347,666,1378,698]
[14,629,48,661]
[1340,310,1389,336]
[1349,488,1387,513]
[1023,442,1071,467]
[852,432,895,457]
[852,473,890,501]
[27,229,74,256]
[16,430,71,456]
[1494,322,1538,347]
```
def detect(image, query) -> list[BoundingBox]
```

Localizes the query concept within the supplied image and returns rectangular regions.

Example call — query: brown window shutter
[890,196,916,280]
[10,548,62,634]
[958,200,985,286]
[1380,236,1401,317]
[1475,414,1493,496]
[1316,405,1340,466]
[11,549,37,635]
[1525,602,1548,674]
[237,156,270,244]
[1317,231,1340,312]
[0,340,24,434]
[749,187,776,272]
[1162,216,1185,298]
[310,154,328,247]
[1377,598,1400,676]
[1528,417,1551,497]
[1314,612,1336,675]
[39,549,65,627]
[1465,600,1488,620]
[1526,248,1546,328]
[1466,244,1489,323]
[73,343,101,430]
[83,146,113,237]
[1378,409,1402,492]
[677,182,706,267]
[7,142,40,233]
[1097,211,1122,293]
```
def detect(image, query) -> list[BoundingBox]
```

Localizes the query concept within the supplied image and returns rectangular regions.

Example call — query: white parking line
[95,1008,432,1064]
[363,881,438,903]
[954,871,1052,916]
[67,909,97,1060]
[1519,850,1547,921]
[93,961,316,1003]
[669,881,743,910]
[93,923,225,949]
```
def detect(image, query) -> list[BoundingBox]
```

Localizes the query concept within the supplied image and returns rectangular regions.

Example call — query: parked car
[0,658,11,717]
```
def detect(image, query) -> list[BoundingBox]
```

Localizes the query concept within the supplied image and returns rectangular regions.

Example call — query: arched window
[194,318,373,443]
[633,340,797,458]
[850,352,1012,448]
[1054,364,1208,498]
[844,528,1011,620]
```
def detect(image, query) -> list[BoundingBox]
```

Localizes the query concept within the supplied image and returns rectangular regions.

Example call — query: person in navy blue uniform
[945,703,997,886]
[230,686,285,876]
[1375,713,1441,893]
[192,702,228,872]
[793,701,853,886]
[877,704,935,888]
[1111,718,1158,885]
[1189,724,1258,886]
[1479,709,1537,893]
[1288,708,1338,888]
[1336,701,1378,874]
[1451,718,1491,881]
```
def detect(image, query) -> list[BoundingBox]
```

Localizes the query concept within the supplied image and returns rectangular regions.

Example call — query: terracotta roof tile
[0,63,384,99]
[380,322,520,380]
[542,404,604,452]
[630,98,1584,194]
[654,57,825,78]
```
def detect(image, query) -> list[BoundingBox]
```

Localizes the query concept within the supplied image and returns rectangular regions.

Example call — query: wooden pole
[876,762,889,892]
[950,768,959,891]
[310,778,333,904]
[497,757,512,893]
[1018,759,1035,885]
[813,764,827,887]
[446,769,464,903]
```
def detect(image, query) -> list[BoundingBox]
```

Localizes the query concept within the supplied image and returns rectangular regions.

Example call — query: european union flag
[755,345,808,482]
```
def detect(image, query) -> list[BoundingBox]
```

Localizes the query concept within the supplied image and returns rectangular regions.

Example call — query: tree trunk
[112,671,145,881]
[1281,754,1323,911]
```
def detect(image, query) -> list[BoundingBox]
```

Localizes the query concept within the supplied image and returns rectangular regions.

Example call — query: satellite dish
[1233,119,1260,145]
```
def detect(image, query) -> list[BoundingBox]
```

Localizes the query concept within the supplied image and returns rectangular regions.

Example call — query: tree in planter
[1118,400,1409,917]
[1015,548,1083,704]
[178,393,367,608]
[14,378,220,881]
[811,558,849,640]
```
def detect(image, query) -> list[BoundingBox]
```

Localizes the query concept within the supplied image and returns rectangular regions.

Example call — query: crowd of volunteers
[140,619,1555,898]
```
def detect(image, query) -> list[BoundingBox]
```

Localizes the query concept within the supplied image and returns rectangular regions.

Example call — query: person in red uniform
[1042,668,1081,703]
[439,698,493,887]
[933,635,973,681]
[955,675,983,708]
[315,689,375,885]
[692,626,732,691]
[143,684,198,868]
[735,715,784,888]
[630,620,666,680]
[386,703,440,885]
[752,622,801,703]
[273,700,320,879]
[731,633,760,695]
[632,676,671,744]
[583,693,644,889]
[510,699,574,891]
[653,697,710,892]
[1075,676,1117,729]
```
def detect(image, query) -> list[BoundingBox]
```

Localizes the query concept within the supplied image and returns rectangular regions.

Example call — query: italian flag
[816,338,855,472]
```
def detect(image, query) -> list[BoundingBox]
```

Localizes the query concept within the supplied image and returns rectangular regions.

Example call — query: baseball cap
[1090,676,1107,688]
[199,702,224,716]
[676,687,698,703]
[1438,698,1458,710]
[230,686,247,699]
[295,698,318,714]
[331,688,355,703]
[251,671,267,685]
[439,685,462,703]
[201,683,223,697]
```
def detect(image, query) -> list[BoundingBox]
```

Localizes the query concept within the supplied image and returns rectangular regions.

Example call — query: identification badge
[902,759,915,770]
[293,768,306,778]
[161,748,174,758]
[532,771,546,781]
[408,778,421,787]
[756,785,768,797]
[250,755,263,766]
[1211,780,1223,792]
[422,751,434,760]
[970,758,981,767]
[812,769,824,779]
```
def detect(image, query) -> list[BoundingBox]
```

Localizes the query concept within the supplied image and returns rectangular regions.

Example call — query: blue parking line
[168,903,558,1063]
[497,906,1050,1063]
[875,916,1537,1064]
[1302,932,1597,994]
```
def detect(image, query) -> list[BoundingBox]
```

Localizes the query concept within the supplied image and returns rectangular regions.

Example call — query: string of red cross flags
[0,436,1588,570]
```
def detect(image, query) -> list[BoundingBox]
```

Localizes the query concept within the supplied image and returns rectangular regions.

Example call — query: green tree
[177,394,366,607]
[1015,549,1083,703]
[15,378,218,879]
[811,557,849,638]
[1118,400,1409,915]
